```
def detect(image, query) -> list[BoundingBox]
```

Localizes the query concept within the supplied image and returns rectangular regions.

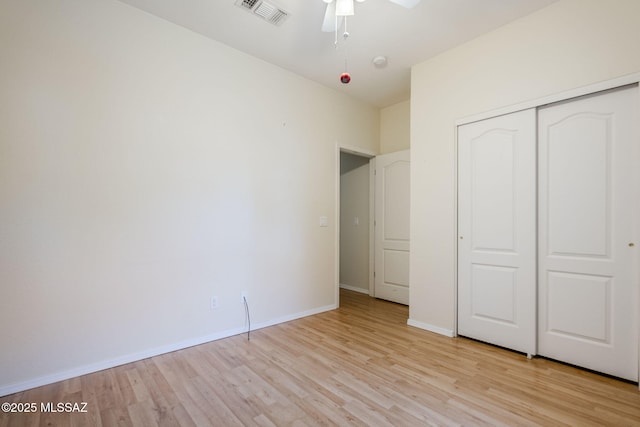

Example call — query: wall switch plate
[319,216,328,227]
[211,296,219,310]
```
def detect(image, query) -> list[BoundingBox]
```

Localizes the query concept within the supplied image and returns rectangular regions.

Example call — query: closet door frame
[454,73,640,384]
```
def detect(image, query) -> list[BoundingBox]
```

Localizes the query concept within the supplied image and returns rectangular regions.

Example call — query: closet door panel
[458,109,536,355]
[538,86,638,381]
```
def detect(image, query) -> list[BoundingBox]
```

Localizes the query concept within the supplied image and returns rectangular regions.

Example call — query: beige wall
[380,100,410,154]
[410,0,640,333]
[0,0,379,394]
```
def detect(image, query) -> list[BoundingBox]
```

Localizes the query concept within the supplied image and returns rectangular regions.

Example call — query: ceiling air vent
[238,0,259,9]
[235,0,289,26]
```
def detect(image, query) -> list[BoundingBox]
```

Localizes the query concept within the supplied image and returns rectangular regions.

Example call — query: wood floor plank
[2,289,640,426]
[185,376,243,426]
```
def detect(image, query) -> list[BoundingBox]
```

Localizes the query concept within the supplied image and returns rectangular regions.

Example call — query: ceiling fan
[321,0,421,32]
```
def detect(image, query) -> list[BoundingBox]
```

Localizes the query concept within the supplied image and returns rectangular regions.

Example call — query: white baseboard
[249,303,337,332]
[407,318,455,338]
[0,303,337,397]
[339,283,369,294]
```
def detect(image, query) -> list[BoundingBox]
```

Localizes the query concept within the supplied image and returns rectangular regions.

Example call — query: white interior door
[457,109,537,355]
[374,150,410,305]
[538,86,639,381]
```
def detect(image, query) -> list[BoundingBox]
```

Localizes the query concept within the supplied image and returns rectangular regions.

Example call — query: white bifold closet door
[457,109,537,356]
[538,86,638,381]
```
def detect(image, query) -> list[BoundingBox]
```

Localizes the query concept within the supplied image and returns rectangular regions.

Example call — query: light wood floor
[2,289,640,426]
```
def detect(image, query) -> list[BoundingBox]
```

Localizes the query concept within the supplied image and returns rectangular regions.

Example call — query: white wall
[380,100,410,154]
[0,0,379,394]
[410,0,640,333]
[339,153,371,294]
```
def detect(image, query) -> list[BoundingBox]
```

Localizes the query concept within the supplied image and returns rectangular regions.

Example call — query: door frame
[335,144,376,306]
[454,72,640,382]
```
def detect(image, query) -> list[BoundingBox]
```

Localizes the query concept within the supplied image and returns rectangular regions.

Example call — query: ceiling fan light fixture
[335,0,354,16]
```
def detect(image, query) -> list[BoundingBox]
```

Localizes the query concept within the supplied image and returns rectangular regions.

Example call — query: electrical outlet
[241,291,248,303]
[211,296,219,310]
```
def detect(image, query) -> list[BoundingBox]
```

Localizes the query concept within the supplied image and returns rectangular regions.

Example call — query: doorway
[339,150,373,298]
[337,147,411,307]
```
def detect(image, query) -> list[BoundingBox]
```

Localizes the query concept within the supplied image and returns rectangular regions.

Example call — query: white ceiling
[118,0,557,108]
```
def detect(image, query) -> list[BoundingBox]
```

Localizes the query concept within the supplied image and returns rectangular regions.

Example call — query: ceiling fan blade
[321,2,344,32]
[388,0,421,8]
[321,2,336,32]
